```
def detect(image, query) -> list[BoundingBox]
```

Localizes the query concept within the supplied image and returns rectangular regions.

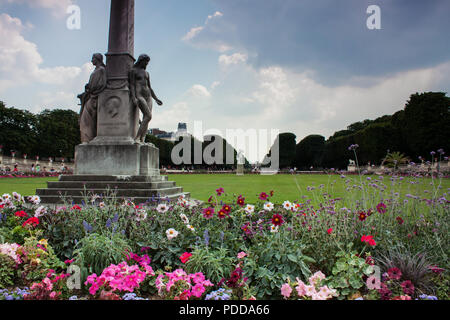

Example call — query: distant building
[149,123,191,142]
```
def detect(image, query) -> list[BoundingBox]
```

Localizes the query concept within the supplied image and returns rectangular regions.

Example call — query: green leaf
[287,254,297,263]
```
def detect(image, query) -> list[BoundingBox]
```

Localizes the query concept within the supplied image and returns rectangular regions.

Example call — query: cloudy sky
[0,0,449,162]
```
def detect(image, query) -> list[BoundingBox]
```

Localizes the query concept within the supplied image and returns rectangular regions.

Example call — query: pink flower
[281,283,292,299]
[327,228,333,234]
[191,283,206,298]
[237,251,247,259]
[295,279,307,297]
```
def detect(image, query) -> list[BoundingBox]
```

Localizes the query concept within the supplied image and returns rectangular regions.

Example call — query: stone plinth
[36,174,189,205]
[75,143,159,176]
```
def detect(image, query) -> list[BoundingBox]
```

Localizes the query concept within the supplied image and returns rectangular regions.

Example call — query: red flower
[361,235,376,246]
[202,207,215,219]
[179,252,192,264]
[71,205,81,211]
[259,192,268,201]
[365,256,375,265]
[396,216,404,225]
[376,202,387,214]
[327,228,333,235]
[271,214,284,226]
[236,196,245,207]
[269,190,274,197]
[358,211,367,221]
[429,265,445,274]
[14,210,28,218]
[217,209,229,219]
[222,204,232,214]
[387,267,402,280]
[22,217,39,228]
[216,188,225,196]
[400,280,415,295]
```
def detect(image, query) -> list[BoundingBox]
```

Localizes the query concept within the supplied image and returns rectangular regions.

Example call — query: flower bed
[0,170,448,300]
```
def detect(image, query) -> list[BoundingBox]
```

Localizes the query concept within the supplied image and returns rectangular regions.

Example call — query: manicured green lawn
[1,174,448,204]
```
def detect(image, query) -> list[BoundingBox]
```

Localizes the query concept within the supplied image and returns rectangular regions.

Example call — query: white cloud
[182,26,203,41]
[0,0,73,17]
[151,101,191,131]
[218,52,248,68]
[182,11,232,52]
[187,84,211,98]
[0,13,93,112]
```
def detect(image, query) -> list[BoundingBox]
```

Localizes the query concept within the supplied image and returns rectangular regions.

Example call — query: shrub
[0,253,16,288]
[184,247,234,285]
[73,232,131,283]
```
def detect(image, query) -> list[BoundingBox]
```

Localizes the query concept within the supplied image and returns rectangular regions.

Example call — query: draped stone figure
[77,53,107,143]
[129,54,163,144]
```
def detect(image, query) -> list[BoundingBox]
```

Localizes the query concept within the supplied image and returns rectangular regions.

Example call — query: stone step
[58,175,168,182]
[45,181,176,190]
[36,187,183,197]
[37,192,190,205]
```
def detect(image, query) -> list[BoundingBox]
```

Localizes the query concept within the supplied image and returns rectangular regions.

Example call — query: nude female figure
[129,54,163,144]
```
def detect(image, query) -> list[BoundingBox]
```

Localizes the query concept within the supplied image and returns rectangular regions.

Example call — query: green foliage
[0,102,37,157]
[429,272,449,300]
[73,233,131,281]
[0,103,80,159]
[35,109,80,159]
[243,232,314,299]
[0,254,15,288]
[295,134,325,169]
[185,247,235,284]
[402,92,450,157]
[265,133,296,169]
[328,244,373,299]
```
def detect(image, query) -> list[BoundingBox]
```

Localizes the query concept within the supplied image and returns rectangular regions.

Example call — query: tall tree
[295,135,325,169]
[0,101,38,156]
[402,92,450,159]
[35,109,80,159]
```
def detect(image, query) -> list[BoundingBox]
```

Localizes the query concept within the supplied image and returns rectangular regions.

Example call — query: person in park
[129,54,163,144]
[31,163,35,173]
[77,53,107,144]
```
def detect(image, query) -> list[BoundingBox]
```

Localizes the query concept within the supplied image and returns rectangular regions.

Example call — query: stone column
[92,0,138,145]
[75,0,159,177]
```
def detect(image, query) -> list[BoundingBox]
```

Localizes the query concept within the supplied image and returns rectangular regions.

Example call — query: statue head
[91,53,105,67]
[134,54,150,68]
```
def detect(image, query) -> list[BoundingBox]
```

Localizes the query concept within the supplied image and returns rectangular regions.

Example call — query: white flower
[135,209,147,221]
[29,195,41,205]
[166,228,179,240]
[263,202,274,211]
[179,213,189,224]
[282,200,292,211]
[292,203,302,212]
[244,204,255,214]
[12,192,22,202]
[2,194,11,201]
[34,206,47,218]
[99,202,106,209]
[270,225,278,233]
[186,224,195,232]
[156,203,169,213]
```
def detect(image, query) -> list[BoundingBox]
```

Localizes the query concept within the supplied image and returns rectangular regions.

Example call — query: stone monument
[37,0,189,204]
